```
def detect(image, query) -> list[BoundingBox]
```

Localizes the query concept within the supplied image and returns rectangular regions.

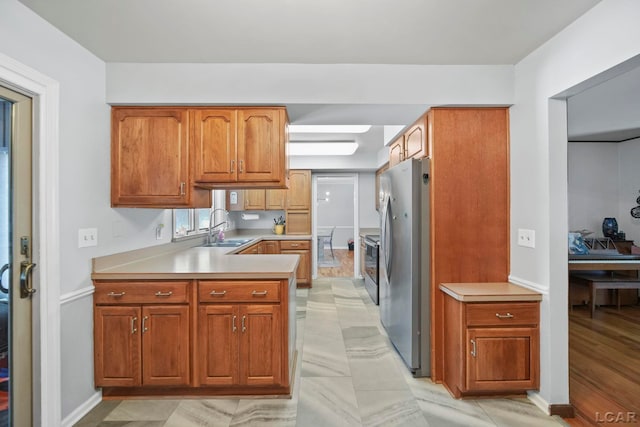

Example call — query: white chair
[321,227,336,260]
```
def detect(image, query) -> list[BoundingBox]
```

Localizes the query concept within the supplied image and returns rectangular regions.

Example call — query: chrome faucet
[208,208,229,244]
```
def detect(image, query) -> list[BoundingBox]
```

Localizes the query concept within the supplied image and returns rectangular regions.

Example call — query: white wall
[568,143,620,236]
[618,138,640,243]
[510,0,640,408]
[0,0,174,420]
[567,140,640,244]
[317,179,355,248]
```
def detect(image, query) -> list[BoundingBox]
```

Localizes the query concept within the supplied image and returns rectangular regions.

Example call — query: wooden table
[568,255,640,316]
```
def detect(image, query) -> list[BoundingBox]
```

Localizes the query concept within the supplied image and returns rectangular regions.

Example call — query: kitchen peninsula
[91,231,306,399]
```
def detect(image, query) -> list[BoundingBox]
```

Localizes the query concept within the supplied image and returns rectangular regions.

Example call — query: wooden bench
[569,272,640,317]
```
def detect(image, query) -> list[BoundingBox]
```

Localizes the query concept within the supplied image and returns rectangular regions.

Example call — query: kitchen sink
[200,238,253,248]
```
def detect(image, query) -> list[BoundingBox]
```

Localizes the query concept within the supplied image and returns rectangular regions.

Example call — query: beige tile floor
[74,278,568,427]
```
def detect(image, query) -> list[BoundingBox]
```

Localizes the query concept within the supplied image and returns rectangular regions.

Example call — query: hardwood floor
[568,304,640,426]
[317,249,354,278]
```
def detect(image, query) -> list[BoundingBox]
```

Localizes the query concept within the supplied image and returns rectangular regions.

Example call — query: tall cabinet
[426,107,510,382]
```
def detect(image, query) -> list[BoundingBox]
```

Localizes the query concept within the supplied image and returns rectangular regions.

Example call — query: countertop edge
[439,282,543,303]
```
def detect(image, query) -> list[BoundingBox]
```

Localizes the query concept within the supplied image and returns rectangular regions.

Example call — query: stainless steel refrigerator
[379,157,430,377]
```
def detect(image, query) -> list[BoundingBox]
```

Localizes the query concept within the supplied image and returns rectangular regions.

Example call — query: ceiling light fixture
[289,141,358,156]
[289,125,371,134]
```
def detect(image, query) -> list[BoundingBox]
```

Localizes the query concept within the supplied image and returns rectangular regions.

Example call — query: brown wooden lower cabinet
[94,284,191,388]
[198,303,282,387]
[93,277,294,398]
[442,292,540,398]
[280,240,311,287]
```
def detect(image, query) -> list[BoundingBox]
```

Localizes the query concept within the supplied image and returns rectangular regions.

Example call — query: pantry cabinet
[111,108,211,208]
[192,108,289,188]
[93,281,191,387]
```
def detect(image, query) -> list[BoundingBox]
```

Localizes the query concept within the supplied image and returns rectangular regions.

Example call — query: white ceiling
[19,0,636,150]
[17,0,601,65]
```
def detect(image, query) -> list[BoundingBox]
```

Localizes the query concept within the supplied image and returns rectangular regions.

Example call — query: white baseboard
[61,391,102,427]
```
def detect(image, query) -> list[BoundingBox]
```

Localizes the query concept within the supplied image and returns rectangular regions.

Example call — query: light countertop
[439,282,542,303]
[92,229,311,281]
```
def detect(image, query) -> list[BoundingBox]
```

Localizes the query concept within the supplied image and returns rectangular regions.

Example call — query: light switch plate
[78,228,98,248]
[517,228,535,248]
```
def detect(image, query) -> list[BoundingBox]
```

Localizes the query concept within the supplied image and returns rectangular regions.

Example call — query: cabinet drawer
[466,302,539,327]
[280,240,310,250]
[94,281,190,304]
[199,281,280,303]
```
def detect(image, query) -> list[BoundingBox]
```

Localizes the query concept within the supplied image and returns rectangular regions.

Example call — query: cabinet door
[198,305,239,386]
[237,109,285,183]
[286,170,311,210]
[404,117,427,159]
[285,210,311,235]
[280,248,310,286]
[239,304,282,386]
[191,109,237,183]
[94,306,141,387]
[388,137,404,168]
[239,243,260,254]
[112,108,193,207]
[466,327,539,392]
[375,163,388,211]
[244,189,266,210]
[141,305,190,386]
[266,189,287,210]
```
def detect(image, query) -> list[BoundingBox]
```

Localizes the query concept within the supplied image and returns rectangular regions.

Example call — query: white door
[0,85,34,427]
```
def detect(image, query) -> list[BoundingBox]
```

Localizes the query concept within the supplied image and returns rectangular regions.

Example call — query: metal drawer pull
[209,290,227,296]
[252,290,268,296]
[242,315,246,332]
[495,313,514,319]
[232,315,237,332]
[155,291,173,297]
[108,291,126,297]
[142,316,148,333]
[131,317,137,334]
[290,244,299,247]
[470,339,477,358]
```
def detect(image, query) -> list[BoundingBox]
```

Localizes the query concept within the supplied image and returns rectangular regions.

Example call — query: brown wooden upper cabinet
[111,107,212,208]
[192,107,289,188]
[388,113,428,168]
[285,170,311,210]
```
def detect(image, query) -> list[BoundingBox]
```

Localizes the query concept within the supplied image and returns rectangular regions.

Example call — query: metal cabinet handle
[495,313,514,319]
[241,315,246,332]
[142,316,148,333]
[239,160,244,173]
[20,261,37,298]
[290,244,299,247]
[470,339,477,358]
[232,315,237,332]
[131,317,138,334]
[155,291,173,297]
[209,290,227,296]
[107,291,126,297]
[179,182,186,196]
[252,290,268,296]
[230,159,235,173]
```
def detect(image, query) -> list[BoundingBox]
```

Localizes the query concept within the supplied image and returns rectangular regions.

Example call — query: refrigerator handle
[382,196,393,283]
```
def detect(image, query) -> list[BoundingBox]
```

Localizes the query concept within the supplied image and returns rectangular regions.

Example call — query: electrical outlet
[517,228,535,248]
[78,228,98,248]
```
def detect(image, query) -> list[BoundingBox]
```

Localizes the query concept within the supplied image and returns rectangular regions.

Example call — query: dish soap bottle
[217,228,225,242]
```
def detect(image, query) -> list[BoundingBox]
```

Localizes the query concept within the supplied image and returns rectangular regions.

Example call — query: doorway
[0,85,34,426]
[312,174,359,279]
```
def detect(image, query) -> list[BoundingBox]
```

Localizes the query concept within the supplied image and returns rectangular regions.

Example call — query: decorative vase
[274,224,285,235]
[602,217,618,238]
